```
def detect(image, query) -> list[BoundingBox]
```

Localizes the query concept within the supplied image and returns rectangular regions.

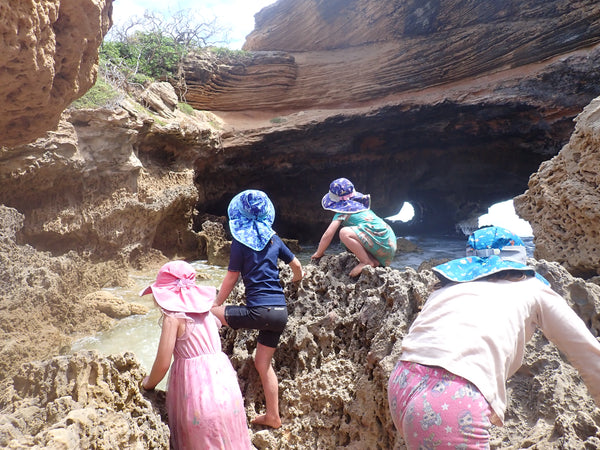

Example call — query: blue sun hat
[433,226,549,285]
[322,178,371,213]
[228,190,276,251]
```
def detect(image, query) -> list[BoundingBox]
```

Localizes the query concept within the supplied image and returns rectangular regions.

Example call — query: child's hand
[141,376,154,390]
[292,270,304,283]
[311,252,322,261]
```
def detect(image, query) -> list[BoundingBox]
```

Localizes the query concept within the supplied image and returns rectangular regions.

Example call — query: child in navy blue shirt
[212,190,303,429]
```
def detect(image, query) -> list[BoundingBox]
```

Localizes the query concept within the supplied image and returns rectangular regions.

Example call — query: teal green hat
[433,226,549,285]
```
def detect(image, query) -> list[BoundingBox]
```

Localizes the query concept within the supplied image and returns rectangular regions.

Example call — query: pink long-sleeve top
[399,276,600,425]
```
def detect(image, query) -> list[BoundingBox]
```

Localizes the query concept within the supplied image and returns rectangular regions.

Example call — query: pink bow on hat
[140,261,216,313]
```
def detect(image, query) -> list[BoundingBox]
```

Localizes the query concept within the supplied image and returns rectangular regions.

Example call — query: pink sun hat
[139,260,215,313]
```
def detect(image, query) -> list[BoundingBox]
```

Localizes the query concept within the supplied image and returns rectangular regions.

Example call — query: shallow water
[71,261,228,389]
[70,235,534,388]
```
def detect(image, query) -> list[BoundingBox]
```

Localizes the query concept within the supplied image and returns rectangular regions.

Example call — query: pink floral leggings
[388,361,492,449]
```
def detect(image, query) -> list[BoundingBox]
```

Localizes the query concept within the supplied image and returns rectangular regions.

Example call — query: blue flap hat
[228,190,276,251]
[433,226,549,285]
[322,178,371,213]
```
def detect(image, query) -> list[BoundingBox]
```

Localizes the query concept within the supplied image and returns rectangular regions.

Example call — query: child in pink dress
[140,260,251,450]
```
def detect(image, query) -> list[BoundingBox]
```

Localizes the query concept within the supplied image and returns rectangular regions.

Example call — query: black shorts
[224,305,288,348]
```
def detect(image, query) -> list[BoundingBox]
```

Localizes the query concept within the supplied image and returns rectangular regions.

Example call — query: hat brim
[229,219,275,251]
[432,255,536,283]
[140,286,152,296]
[321,192,371,213]
[139,284,216,313]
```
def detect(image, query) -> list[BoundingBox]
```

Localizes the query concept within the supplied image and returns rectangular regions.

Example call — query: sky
[111,0,278,49]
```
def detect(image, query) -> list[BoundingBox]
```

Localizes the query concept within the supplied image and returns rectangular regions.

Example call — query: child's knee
[254,357,270,374]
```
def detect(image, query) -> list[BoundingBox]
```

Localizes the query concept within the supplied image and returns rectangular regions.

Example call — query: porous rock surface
[226,254,600,449]
[1,251,599,449]
[0,0,113,148]
[0,351,169,449]
[515,97,600,278]
[0,205,141,382]
[0,86,222,263]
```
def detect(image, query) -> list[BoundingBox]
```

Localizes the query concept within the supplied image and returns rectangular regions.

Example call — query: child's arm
[311,220,342,259]
[142,314,179,390]
[214,270,240,306]
[289,257,303,282]
[211,270,240,327]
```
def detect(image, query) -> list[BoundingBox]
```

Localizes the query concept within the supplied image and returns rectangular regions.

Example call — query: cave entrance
[478,200,532,237]
[386,201,415,223]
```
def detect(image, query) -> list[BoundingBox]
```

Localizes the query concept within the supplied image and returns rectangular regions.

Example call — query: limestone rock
[85,290,149,319]
[0,205,130,381]
[1,251,599,448]
[396,237,421,254]
[0,206,24,242]
[281,238,302,254]
[515,96,600,277]
[197,220,231,267]
[186,0,600,110]
[183,50,297,111]
[220,253,600,448]
[0,103,218,262]
[138,82,180,118]
[0,0,113,147]
[0,351,169,449]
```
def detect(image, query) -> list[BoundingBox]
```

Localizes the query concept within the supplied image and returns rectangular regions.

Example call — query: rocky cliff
[182,0,600,237]
[0,0,113,148]
[0,85,224,262]
[3,0,600,258]
[515,97,600,278]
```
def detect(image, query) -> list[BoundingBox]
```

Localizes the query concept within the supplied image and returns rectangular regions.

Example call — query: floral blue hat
[321,178,371,213]
[433,226,549,285]
[228,190,276,251]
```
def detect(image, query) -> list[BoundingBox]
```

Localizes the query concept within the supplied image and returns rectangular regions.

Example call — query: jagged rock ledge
[1,250,599,448]
[180,0,600,237]
[515,97,600,277]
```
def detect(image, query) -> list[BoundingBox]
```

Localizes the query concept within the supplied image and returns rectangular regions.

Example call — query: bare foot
[367,254,380,268]
[349,263,368,277]
[251,414,282,429]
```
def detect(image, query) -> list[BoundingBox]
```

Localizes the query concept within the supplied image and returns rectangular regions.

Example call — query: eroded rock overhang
[183,0,600,239]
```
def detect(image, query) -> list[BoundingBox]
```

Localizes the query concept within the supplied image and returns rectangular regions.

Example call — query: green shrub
[210,47,249,58]
[178,102,194,115]
[270,117,287,124]
[70,78,121,109]
[100,32,184,82]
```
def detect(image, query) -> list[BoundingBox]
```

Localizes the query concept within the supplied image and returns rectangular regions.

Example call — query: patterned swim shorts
[388,361,492,449]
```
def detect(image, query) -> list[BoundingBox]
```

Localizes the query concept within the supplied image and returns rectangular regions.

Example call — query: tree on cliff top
[99,9,225,99]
